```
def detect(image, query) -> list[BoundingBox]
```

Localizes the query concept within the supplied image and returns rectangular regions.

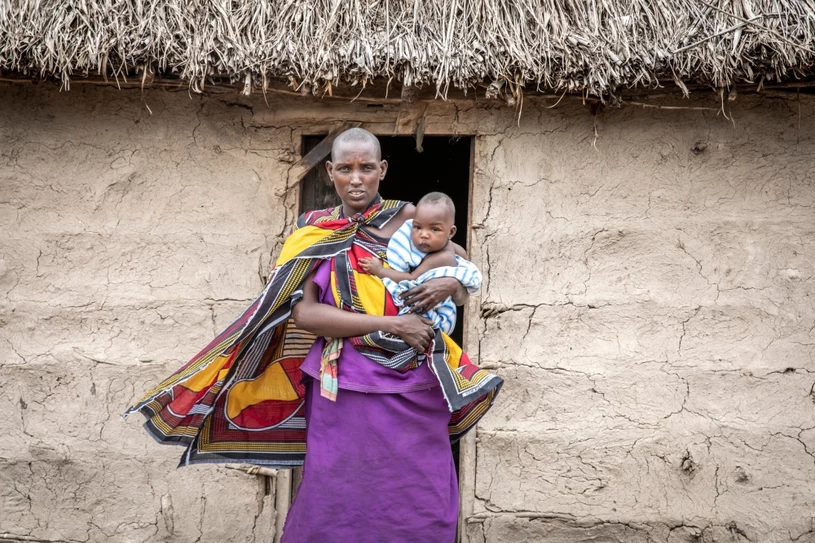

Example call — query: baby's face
[411,203,456,253]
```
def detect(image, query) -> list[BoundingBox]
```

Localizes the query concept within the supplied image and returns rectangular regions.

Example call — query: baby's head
[412,192,457,253]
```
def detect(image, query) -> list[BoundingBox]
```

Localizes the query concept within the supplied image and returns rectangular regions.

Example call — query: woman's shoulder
[397,202,416,219]
[375,202,415,238]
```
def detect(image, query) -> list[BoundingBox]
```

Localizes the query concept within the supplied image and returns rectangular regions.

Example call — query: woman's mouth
[348,190,365,198]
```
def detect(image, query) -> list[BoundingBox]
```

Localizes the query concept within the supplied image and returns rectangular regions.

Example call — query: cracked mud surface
[2,84,814,542]
[466,94,815,542]
[0,85,287,542]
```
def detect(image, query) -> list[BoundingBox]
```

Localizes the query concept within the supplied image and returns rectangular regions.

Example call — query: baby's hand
[359,257,385,276]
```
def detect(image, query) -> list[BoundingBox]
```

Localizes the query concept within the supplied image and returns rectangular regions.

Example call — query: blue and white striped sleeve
[387,219,419,272]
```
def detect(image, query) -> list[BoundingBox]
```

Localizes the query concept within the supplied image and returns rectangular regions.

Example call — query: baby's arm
[359,257,413,282]
[359,244,457,282]
[410,244,457,277]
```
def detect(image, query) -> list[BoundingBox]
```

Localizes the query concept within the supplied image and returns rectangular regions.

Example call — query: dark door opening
[300,135,473,346]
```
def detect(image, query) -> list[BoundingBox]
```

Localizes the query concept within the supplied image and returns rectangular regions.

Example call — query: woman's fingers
[392,313,436,352]
[399,287,418,303]
[413,331,433,352]
[403,277,460,313]
[414,337,427,352]
[406,295,432,315]
[402,285,437,315]
[393,314,432,351]
[404,288,446,313]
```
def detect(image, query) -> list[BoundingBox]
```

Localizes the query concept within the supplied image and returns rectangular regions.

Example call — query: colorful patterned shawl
[124,197,502,467]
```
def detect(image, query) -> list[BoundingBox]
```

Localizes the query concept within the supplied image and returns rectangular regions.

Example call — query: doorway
[299,135,473,345]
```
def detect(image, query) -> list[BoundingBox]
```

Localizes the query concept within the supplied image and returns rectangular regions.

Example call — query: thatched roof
[2,0,815,97]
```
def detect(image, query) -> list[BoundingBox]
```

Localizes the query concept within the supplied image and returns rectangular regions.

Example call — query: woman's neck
[340,194,381,218]
[341,204,367,217]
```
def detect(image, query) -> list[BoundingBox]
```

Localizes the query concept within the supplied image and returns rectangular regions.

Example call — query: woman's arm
[399,242,469,310]
[400,276,469,313]
[449,279,469,305]
[292,272,436,350]
[292,274,391,337]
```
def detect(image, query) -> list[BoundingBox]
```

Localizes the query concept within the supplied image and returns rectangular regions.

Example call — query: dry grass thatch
[1,0,815,97]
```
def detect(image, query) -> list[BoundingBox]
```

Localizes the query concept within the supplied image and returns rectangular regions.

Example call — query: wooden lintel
[394,102,427,134]
[289,121,362,183]
[395,85,428,139]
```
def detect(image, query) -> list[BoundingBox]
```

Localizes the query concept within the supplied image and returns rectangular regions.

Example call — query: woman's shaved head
[326,127,388,216]
[331,128,382,161]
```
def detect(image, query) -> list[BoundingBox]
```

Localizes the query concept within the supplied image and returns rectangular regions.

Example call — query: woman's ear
[379,159,388,180]
[325,160,334,181]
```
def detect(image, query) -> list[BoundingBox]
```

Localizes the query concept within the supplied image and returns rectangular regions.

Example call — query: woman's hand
[387,314,435,352]
[399,277,466,314]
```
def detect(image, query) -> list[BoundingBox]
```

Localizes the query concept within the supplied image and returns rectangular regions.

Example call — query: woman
[125,128,501,542]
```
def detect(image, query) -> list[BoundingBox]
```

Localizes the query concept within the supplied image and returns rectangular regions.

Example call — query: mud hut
[2,1,815,541]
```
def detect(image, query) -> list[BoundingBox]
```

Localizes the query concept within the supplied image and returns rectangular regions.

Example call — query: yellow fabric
[328,267,387,316]
[275,225,336,267]
[354,271,388,316]
[226,361,301,419]
[441,332,462,369]
[184,352,233,392]
[330,268,341,308]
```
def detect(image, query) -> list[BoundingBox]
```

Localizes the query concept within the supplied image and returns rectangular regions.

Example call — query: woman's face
[326,140,388,215]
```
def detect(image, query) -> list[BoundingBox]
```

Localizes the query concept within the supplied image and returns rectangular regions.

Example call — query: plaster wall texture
[1,84,814,543]
[0,86,288,542]
[463,96,815,543]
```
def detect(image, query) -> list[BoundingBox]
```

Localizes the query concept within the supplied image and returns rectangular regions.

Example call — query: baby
[359,192,480,335]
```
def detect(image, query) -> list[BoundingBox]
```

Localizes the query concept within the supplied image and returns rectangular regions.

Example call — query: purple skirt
[281,377,458,543]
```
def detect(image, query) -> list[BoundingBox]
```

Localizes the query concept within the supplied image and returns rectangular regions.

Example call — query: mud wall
[1,83,813,542]
[464,96,815,542]
[0,85,290,542]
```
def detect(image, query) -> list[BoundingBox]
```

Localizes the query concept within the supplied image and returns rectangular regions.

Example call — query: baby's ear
[449,224,457,238]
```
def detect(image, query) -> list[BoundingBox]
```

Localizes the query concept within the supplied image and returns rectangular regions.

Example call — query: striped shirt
[382,219,482,334]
